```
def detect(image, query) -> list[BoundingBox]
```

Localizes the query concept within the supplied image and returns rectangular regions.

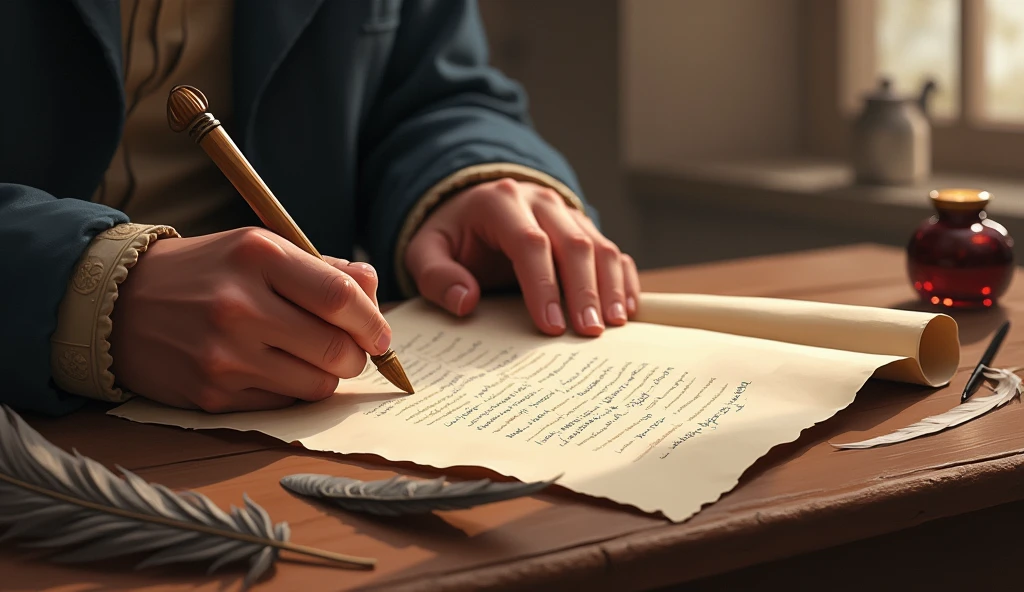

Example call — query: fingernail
[581,305,602,329]
[350,262,376,276]
[445,284,470,315]
[627,296,637,314]
[546,302,566,329]
[610,302,627,322]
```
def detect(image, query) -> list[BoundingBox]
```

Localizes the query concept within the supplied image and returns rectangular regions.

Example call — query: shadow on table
[891,299,1010,346]
[277,453,662,588]
[726,376,945,489]
[0,545,266,591]
[21,401,291,473]
[285,454,652,540]
[133,448,287,491]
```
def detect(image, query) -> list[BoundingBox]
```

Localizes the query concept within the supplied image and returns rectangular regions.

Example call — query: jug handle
[918,79,937,116]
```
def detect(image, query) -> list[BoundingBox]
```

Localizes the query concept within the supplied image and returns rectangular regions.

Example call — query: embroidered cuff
[393,162,586,298]
[50,223,179,403]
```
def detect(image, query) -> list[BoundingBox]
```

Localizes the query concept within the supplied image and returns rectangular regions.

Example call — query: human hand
[404,179,640,337]
[108,227,389,412]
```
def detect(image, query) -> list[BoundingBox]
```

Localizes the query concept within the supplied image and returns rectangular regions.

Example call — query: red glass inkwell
[907,188,1014,308]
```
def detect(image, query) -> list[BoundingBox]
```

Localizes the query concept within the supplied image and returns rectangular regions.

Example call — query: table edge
[362,445,1024,591]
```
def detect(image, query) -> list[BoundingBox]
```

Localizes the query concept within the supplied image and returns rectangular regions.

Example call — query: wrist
[50,222,179,402]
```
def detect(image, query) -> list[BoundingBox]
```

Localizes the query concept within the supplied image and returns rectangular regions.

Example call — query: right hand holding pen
[108,227,391,412]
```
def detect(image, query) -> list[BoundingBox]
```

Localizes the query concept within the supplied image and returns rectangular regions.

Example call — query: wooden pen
[166,85,413,394]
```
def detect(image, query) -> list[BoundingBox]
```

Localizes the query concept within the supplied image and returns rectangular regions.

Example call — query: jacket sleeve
[0,183,128,415]
[356,0,597,300]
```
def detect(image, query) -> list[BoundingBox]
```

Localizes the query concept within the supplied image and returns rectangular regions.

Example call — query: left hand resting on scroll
[404,179,640,338]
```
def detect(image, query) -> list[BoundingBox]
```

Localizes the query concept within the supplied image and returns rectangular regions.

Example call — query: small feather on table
[280,472,561,516]
[832,366,1022,449]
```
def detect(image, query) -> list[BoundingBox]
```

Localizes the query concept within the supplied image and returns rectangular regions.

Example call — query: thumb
[405,229,479,317]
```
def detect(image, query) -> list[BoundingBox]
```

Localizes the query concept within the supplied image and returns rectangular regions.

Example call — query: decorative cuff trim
[392,162,586,298]
[51,223,179,403]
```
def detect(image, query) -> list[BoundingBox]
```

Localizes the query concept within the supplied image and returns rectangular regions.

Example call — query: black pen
[961,320,1011,403]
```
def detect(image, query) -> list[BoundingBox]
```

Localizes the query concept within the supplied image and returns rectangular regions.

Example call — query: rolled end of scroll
[874,313,961,387]
[915,313,961,387]
[167,85,210,133]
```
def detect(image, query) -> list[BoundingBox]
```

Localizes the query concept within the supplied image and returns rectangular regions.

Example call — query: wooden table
[5,244,1024,591]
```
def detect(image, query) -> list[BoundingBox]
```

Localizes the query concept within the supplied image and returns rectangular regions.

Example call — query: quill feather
[281,473,560,516]
[0,405,374,588]
[833,367,1021,449]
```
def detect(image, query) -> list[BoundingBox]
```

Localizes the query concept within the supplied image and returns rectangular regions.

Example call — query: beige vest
[92,0,251,236]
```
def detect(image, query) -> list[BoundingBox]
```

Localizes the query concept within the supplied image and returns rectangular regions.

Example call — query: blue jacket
[0,0,590,415]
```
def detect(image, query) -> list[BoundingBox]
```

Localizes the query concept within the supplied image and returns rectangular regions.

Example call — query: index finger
[260,237,392,356]
[482,195,566,336]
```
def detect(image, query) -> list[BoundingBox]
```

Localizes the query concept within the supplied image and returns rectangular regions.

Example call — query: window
[984,0,1024,122]
[804,0,1024,177]
[874,0,960,121]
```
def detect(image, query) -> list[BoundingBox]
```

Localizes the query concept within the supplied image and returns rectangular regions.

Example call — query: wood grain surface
[5,243,1024,591]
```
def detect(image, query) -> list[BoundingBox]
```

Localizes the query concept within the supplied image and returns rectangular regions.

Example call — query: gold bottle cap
[929,188,990,211]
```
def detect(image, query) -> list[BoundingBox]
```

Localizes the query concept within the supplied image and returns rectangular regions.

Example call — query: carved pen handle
[166,85,413,394]
[166,85,321,258]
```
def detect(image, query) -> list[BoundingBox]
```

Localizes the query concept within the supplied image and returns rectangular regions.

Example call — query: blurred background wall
[478,0,637,258]
[621,0,802,169]
[478,0,1024,271]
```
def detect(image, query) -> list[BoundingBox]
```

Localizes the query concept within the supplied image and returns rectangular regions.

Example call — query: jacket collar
[69,0,325,151]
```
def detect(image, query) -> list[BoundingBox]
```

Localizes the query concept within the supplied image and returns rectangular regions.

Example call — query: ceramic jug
[852,78,935,185]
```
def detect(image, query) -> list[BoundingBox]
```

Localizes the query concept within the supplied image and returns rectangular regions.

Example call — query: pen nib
[370,349,415,394]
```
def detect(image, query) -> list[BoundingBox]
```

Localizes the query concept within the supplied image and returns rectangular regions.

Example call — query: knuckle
[207,288,254,330]
[229,228,283,265]
[564,233,594,256]
[621,252,636,267]
[195,345,234,382]
[478,183,525,216]
[576,286,601,302]
[492,178,520,196]
[519,227,552,253]
[595,240,621,261]
[322,273,356,313]
[536,275,559,293]
[537,188,562,205]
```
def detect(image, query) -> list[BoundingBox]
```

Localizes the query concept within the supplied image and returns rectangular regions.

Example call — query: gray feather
[0,405,287,589]
[833,366,1022,449]
[280,472,560,516]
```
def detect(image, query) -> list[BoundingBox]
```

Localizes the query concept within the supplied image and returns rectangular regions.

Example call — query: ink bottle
[907,188,1014,308]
